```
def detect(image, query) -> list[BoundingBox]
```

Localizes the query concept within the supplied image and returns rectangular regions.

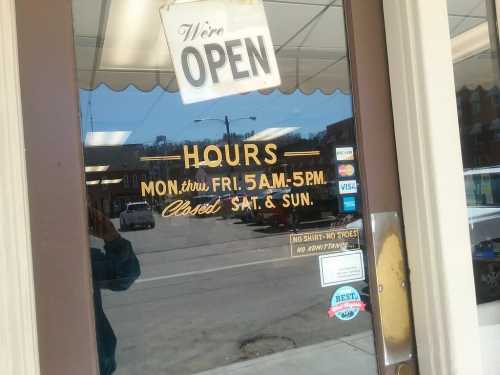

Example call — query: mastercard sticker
[338,163,355,178]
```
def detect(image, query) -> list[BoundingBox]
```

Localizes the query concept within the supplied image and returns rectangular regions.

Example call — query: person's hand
[88,206,120,242]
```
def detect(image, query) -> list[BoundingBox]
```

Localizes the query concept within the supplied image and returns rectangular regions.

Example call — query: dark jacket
[91,237,140,375]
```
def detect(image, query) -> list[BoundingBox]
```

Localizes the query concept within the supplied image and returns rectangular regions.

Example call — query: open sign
[161,0,281,104]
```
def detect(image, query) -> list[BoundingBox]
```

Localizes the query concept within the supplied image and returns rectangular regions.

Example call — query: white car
[120,202,155,231]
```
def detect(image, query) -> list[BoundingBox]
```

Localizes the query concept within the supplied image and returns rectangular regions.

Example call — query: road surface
[90,214,374,374]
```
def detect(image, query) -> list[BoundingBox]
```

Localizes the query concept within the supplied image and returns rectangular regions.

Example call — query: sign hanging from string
[160,0,281,104]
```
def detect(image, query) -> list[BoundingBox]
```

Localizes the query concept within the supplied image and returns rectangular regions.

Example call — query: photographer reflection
[88,207,141,375]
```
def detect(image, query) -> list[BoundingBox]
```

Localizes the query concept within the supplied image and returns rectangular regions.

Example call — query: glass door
[67,0,415,374]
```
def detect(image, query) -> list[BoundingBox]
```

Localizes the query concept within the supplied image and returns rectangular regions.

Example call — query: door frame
[0,0,40,374]
[14,0,99,374]
[3,0,481,374]
[345,1,418,373]
[383,0,483,374]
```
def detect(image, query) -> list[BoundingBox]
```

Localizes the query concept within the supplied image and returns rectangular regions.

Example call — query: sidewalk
[198,331,377,375]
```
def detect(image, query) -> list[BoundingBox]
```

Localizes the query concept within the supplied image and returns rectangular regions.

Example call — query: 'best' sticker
[328,286,366,320]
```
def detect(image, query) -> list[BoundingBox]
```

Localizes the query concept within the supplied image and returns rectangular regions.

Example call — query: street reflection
[454,63,500,303]
[75,0,377,370]
[83,106,374,374]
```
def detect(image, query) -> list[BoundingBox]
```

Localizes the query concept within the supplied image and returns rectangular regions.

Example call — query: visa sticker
[339,180,357,195]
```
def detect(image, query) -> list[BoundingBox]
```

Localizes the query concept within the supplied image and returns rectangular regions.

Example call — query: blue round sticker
[328,286,366,321]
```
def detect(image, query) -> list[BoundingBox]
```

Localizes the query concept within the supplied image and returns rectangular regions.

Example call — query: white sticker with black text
[319,250,365,288]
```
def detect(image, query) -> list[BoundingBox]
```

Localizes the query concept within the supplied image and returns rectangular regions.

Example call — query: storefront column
[383,0,483,374]
[0,0,40,374]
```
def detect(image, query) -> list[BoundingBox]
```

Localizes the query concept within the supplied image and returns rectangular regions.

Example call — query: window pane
[449,2,500,372]
[449,0,500,305]
[72,1,377,374]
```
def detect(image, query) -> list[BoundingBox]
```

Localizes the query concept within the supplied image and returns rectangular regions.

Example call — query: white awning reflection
[73,0,351,94]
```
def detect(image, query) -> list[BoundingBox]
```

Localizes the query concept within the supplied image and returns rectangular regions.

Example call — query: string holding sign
[160,0,281,104]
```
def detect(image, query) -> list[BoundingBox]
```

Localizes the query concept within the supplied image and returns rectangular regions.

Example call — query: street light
[194,115,256,146]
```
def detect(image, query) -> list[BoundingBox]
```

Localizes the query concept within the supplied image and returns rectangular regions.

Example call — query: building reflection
[457,86,500,169]
[85,144,151,217]
[456,86,500,303]
[127,117,361,230]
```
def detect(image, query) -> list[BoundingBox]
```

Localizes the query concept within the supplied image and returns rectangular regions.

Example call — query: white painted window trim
[0,0,486,374]
[383,0,483,374]
[0,0,40,374]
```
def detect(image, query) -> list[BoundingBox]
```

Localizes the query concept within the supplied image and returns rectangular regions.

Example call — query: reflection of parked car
[120,202,155,231]
[289,185,329,224]
[253,185,332,228]
[233,193,255,222]
[220,194,233,219]
[191,195,217,206]
[191,195,219,217]
[465,166,500,303]
[253,189,289,226]
[469,207,500,303]
[221,192,249,219]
